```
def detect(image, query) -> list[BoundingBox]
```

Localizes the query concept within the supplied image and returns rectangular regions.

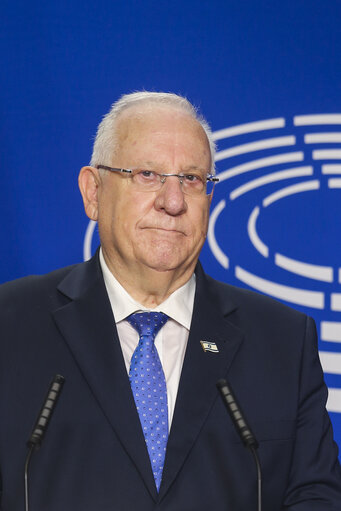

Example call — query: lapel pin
[200,340,219,353]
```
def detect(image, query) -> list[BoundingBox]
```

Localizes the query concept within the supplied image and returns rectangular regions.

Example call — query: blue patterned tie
[127,312,169,491]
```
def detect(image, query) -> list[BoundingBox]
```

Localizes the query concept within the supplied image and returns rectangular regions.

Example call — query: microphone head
[216,378,259,450]
[27,374,65,449]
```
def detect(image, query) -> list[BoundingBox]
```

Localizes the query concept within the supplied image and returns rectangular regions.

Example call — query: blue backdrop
[2,0,341,458]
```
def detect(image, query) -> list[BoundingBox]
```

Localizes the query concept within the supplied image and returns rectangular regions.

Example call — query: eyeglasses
[96,165,219,196]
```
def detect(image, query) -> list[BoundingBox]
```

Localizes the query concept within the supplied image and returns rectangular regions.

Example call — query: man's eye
[140,170,155,178]
[184,174,202,183]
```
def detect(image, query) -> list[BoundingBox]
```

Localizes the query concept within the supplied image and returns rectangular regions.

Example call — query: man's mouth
[142,226,186,235]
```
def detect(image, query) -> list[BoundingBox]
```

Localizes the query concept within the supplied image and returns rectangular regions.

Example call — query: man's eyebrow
[129,161,159,169]
[134,162,208,173]
[182,165,208,173]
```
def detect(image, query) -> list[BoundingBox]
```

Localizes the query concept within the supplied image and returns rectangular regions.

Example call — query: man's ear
[208,189,214,206]
[78,166,101,221]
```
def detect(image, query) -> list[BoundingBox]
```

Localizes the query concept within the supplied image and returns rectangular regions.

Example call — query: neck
[101,249,195,307]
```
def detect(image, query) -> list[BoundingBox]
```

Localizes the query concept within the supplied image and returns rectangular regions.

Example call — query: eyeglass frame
[96,165,219,196]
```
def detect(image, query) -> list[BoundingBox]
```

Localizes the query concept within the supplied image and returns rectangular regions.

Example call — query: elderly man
[1,92,341,510]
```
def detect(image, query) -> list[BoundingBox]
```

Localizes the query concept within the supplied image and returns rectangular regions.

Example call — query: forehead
[114,105,211,168]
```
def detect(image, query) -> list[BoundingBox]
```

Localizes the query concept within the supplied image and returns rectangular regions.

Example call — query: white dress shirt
[99,249,196,429]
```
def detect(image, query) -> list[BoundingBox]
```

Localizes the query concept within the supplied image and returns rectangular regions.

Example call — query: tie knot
[127,311,169,339]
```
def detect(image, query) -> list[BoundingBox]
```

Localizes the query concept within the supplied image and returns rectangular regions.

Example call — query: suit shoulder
[205,273,308,322]
[0,263,79,304]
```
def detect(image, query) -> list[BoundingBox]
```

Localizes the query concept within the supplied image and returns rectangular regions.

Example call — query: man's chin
[143,258,182,273]
[134,238,199,275]
[140,252,188,274]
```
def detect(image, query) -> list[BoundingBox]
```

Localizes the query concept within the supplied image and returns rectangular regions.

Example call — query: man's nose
[154,175,187,215]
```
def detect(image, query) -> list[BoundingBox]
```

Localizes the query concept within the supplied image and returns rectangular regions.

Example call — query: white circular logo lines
[209,114,341,412]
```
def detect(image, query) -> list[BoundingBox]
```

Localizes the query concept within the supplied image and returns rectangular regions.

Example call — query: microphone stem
[23,375,65,511]
[250,445,262,511]
[24,444,35,511]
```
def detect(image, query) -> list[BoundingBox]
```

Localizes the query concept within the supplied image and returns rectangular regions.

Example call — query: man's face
[82,105,212,281]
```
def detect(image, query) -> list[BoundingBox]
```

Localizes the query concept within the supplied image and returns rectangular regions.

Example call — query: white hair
[90,91,216,173]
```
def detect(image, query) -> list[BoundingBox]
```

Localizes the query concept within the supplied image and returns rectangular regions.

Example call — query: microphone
[27,374,65,449]
[216,378,258,449]
[216,378,262,511]
[25,374,65,511]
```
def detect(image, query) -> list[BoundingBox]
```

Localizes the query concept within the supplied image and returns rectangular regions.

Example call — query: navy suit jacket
[1,252,341,510]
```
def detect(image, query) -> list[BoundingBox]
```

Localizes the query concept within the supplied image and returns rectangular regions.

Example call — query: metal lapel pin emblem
[200,340,219,353]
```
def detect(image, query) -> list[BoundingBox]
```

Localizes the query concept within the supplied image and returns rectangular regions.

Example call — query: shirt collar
[99,248,195,329]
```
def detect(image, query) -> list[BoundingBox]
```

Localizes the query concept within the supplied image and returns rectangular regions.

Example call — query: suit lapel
[159,264,244,500]
[52,254,158,500]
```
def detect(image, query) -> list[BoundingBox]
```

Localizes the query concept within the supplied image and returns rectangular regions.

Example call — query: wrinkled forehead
[115,104,211,161]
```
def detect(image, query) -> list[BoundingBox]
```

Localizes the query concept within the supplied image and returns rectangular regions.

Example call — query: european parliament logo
[209,114,341,413]
[83,113,341,414]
